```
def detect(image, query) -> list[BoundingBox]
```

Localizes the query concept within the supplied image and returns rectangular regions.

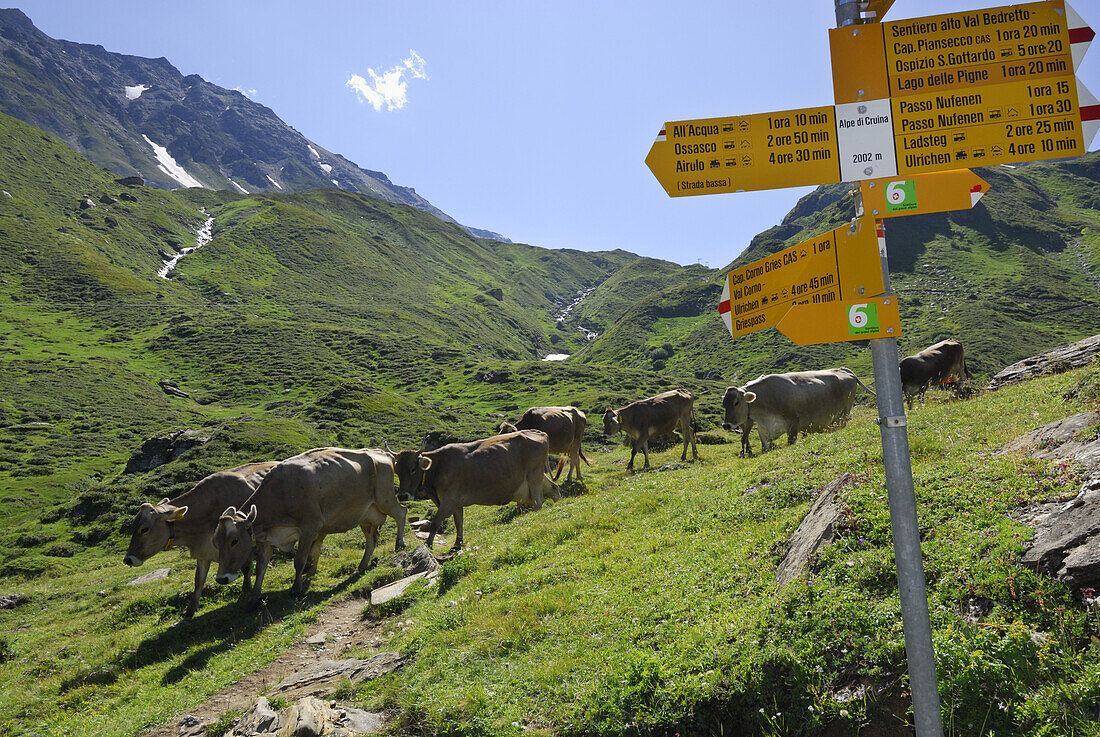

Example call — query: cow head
[123,498,188,567]
[393,449,432,502]
[602,408,620,437]
[721,387,757,431]
[213,505,257,584]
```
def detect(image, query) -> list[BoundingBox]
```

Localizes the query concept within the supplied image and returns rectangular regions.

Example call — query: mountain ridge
[0,8,509,242]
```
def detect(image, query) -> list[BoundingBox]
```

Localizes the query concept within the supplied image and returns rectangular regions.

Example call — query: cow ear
[243,505,257,527]
[418,456,433,472]
[159,497,171,506]
[222,506,237,519]
[744,391,757,404]
[166,505,188,522]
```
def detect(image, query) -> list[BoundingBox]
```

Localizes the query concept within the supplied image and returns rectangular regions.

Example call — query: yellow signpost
[892,73,1086,173]
[831,1,1084,102]
[776,295,902,345]
[718,215,884,338]
[644,106,840,196]
[860,170,989,218]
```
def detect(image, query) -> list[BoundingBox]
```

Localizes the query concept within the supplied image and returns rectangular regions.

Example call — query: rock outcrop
[776,474,854,588]
[1003,411,1100,591]
[123,429,209,473]
[988,334,1100,391]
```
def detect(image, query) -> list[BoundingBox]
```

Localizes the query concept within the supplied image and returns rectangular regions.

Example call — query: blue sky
[12,0,1100,268]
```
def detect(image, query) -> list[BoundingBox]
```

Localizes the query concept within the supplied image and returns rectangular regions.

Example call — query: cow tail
[855,377,876,398]
[552,456,567,481]
[579,448,592,466]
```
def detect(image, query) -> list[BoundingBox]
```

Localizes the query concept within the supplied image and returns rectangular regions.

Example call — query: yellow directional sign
[776,295,903,345]
[860,170,989,218]
[645,106,840,196]
[831,1,1085,103]
[893,73,1085,173]
[719,216,884,339]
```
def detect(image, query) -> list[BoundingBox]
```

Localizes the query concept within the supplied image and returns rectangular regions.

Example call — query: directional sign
[776,295,902,345]
[892,73,1087,173]
[718,216,884,338]
[860,170,989,218]
[645,106,840,196]
[831,1,1092,102]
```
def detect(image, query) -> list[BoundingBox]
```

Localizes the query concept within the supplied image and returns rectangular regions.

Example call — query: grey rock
[776,474,853,589]
[99,194,119,204]
[268,697,384,737]
[391,544,440,576]
[115,176,145,187]
[177,714,204,737]
[305,632,327,646]
[79,197,95,209]
[370,572,428,606]
[229,696,279,736]
[0,593,29,609]
[126,568,171,586]
[988,334,1100,391]
[124,429,209,473]
[271,652,403,700]
[1007,413,1100,591]
[158,379,191,399]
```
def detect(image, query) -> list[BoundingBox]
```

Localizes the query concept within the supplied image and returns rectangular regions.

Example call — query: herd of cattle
[122,339,968,617]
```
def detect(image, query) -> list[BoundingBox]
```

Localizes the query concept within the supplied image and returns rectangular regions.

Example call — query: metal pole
[834,4,945,736]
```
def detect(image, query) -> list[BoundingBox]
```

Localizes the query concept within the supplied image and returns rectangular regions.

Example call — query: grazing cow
[602,389,698,472]
[213,447,407,608]
[393,430,560,550]
[899,339,969,409]
[123,461,277,618]
[722,368,874,456]
[500,405,589,482]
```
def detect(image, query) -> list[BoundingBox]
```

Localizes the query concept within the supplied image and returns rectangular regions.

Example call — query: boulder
[228,696,279,736]
[270,652,403,700]
[158,378,191,398]
[115,175,145,186]
[1004,412,1100,591]
[123,429,209,473]
[776,474,853,589]
[988,334,1100,391]
[126,568,170,586]
[78,197,95,209]
[0,593,29,609]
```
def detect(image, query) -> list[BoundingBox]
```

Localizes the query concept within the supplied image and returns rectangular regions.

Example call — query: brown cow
[721,368,873,456]
[603,389,698,472]
[123,461,277,618]
[392,430,560,550]
[213,447,407,608]
[900,339,968,409]
[500,405,589,482]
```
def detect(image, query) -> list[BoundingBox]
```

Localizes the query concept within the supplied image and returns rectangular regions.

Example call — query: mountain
[0,8,508,241]
[577,156,1100,384]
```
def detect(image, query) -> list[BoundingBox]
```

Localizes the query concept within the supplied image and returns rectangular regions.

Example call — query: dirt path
[142,592,386,737]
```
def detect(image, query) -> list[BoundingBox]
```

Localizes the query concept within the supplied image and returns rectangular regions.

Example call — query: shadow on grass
[58,570,365,692]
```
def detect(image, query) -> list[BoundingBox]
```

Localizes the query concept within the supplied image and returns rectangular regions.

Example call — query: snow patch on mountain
[319,163,332,174]
[227,178,248,194]
[266,175,283,190]
[124,84,150,100]
[142,134,204,188]
[307,145,320,159]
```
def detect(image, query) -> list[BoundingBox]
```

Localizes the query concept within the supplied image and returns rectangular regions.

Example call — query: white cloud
[234,86,258,99]
[346,50,427,111]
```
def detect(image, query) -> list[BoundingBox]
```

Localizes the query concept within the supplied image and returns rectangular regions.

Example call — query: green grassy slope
[1,360,1096,737]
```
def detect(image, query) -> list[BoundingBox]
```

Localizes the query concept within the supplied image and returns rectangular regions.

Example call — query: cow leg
[427,497,458,549]
[358,522,380,573]
[627,439,639,472]
[247,543,273,610]
[571,448,582,482]
[185,559,209,618]
[374,493,407,552]
[240,558,253,598]
[291,530,320,596]
[452,506,465,551]
[758,427,773,453]
[787,423,799,446]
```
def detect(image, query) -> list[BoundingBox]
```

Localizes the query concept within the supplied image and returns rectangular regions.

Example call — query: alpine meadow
[2,7,1100,737]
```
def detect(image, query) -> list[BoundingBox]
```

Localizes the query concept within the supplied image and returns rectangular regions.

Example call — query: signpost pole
[835,4,945,737]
